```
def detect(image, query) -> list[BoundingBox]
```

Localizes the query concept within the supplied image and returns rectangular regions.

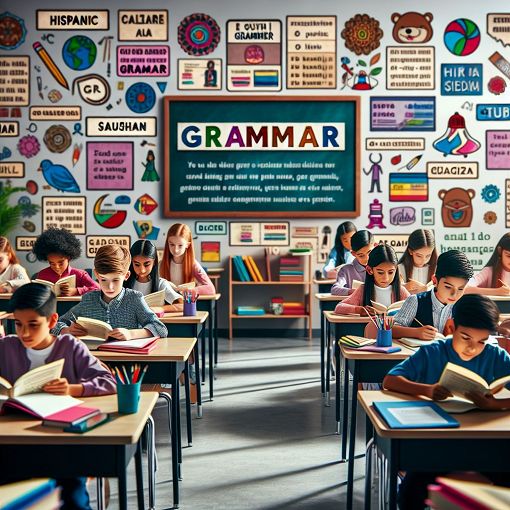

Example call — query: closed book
[242,256,258,281]
[356,345,402,354]
[232,256,246,281]
[248,256,264,282]
[271,296,284,303]
[42,405,100,428]
[98,336,159,354]
[237,306,265,315]
[64,412,110,433]
[234,256,251,282]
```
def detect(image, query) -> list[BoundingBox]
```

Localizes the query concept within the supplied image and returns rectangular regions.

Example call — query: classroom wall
[1,0,507,333]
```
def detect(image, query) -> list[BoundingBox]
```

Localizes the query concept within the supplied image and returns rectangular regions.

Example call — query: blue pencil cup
[183,301,197,316]
[117,382,141,414]
[376,329,392,347]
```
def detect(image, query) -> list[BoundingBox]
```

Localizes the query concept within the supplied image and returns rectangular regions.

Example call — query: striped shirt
[52,288,167,338]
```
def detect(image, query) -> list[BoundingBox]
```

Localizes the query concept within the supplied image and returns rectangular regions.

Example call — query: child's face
[434,276,467,305]
[47,253,70,276]
[132,255,155,283]
[14,309,57,350]
[0,251,10,273]
[409,246,434,268]
[95,271,130,302]
[340,231,355,251]
[370,262,396,288]
[500,249,510,272]
[167,235,189,260]
[451,325,489,361]
[351,245,372,266]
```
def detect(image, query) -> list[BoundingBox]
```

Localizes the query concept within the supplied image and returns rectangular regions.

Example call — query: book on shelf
[236,306,265,316]
[143,289,166,307]
[249,256,264,282]
[0,479,59,510]
[243,255,263,282]
[97,336,159,354]
[370,299,406,315]
[76,317,113,340]
[32,274,76,297]
[339,335,377,348]
[398,334,447,349]
[289,248,312,254]
[264,248,272,281]
[42,404,101,428]
[233,256,251,282]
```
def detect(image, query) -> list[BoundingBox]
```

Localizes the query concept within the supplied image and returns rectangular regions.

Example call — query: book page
[144,290,165,307]
[7,393,82,418]
[489,373,510,392]
[387,405,450,425]
[76,317,112,339]
[439,367,488,398]
[12,359,64,398]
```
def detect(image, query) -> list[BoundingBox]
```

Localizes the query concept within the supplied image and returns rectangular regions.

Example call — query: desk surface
[94,337,196,362]
[197,293,221,301]
[0,392,158,445]
[324,310,371,324]
[0,293,81,302]
[315,292,347,301]
[340,341,415,360]
[359,390,510,439]
[313,278,335,285]
[160,311,208,324]
[206,268,224,274]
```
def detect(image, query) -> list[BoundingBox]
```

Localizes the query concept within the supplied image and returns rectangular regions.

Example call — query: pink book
[42,405,100,427]
[98,336,159,354]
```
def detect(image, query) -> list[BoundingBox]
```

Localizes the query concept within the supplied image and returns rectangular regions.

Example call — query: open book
[398,334,447,349]
[143,289,165,307]
[76,317,112,340]
[32,274,76,297]
[0,359,64,398]
[1,393,83,419]
[370,299,406,315]
[339,335,376,348]
[351,279,363,290]
[439,362,510,401]
[169,281,196,291]
[408,278,434,291]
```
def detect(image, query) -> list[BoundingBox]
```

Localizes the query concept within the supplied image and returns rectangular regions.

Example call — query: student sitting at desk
[322,221,357,278]
[331,230,373,296]
[0,236,30,292]
[53,244,167,340]
[0,283,116,510]
[32,228,99,296]
[383,294,510,510]
[392,250,473,340]
[334,244,409,315]
[465,233,510,296]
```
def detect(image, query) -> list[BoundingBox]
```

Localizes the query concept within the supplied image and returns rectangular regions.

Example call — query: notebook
[42,405,100,427]
[97,336,159,354]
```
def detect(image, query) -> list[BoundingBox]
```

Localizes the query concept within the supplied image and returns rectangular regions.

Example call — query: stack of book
[232,255,265,282]
[236,306,265,316]
[282,301,306,315]
[339,335,376,348]
[279,256,304,282]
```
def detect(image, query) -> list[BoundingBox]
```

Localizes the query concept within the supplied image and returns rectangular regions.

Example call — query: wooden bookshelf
[228,252,312,340]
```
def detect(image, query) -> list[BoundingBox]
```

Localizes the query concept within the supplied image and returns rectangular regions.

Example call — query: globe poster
[62,35,97,70]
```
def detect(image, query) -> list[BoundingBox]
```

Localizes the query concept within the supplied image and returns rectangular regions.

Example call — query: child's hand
[326,269,337,279]
[427,383,452,401]
[60,285,78,296]
[497,280,510,296]
[63,322,88,336]
[107,328,131,341]
[0,283,11,293]
[43,378,70,395]
[443,318,455,336]
[359,305,376,316]
[465,391,501,410]
[418,325,438,340]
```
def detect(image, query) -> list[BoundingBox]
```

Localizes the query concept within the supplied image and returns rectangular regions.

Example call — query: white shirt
[398,263,430,284]
[373,285,393,307]
[26,344,54,369]
[170,262,184,286]
[133,278,181,304]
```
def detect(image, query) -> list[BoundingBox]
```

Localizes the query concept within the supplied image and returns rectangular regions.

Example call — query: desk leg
[325,318,331,406]
[209,316,214,400]
[342,352,349,462]
[170,363,180,508]
[347,361,359,510]
[135,441,145,510]
[320,305,325,396]
[335,340,341,434]
[214,299,219,367]
[388,442,398,510]
[184,363,192,446]
[201,325,206,384]
[118,455,128,510]
[194,335,203,418]
[176,381,182,478]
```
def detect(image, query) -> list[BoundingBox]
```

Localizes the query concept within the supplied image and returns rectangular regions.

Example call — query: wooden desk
[488,295,510,314]
[161,311,210,401]
[0,293,81,316]
[313,277,335,293]
[315,293,346,396]
[96,338,196,508]
[341,344,414,509]
[0,392,158,510]
[206,267,224,291]
[359,390,510,510]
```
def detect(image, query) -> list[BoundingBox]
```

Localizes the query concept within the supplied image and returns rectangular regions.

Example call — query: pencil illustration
[33,41,69,90]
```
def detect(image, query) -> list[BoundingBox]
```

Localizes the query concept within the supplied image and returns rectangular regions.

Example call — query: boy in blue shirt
[384,294,510,509]
[392,250,473,340]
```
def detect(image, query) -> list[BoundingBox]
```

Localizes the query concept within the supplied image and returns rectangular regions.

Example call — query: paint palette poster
[178,59,222,90]
[227,20,282,91]
[201,241,220,262]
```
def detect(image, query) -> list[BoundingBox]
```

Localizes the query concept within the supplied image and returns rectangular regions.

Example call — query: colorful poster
[86,142,133,190]
[287,16,336,89]
[389,173,429,201]
[487,130,510,169]
[261,222,289,246]
[476,104,510,121]
[441,63,482,95]
[118,10,168,41]
[178,59,222,90]
[386,46,434,89]
[42,197,86,233]
[117,46,170,77]
[227,20,281,91]
[201,241,220,262]
[370,96,435,131]
[0,56,29,106]
[229,222,260,246]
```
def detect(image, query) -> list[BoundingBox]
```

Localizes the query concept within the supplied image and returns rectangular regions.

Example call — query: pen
[37,76,43,100]
[33,41,69,90]
[72,143,82,166]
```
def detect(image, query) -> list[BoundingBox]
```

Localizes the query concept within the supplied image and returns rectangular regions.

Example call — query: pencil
[413,317,425,327]
[33,41,69,90]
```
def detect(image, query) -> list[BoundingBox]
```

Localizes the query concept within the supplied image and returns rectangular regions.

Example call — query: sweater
[0,263,30,290]
[36,265,99,296]
[334,284,410,315]
[331,259,366,296]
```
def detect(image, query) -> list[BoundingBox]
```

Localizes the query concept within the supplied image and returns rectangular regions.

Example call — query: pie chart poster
[163,97,359,218]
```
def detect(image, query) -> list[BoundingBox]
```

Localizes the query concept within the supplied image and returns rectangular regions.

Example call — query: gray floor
[101,336,370,509]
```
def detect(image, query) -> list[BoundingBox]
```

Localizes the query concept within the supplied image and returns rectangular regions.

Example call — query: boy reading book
[392,250,473,340]
[383,294,510,509]
[0,283,116,510]
[52,244,167,341]
[32,274,77,298]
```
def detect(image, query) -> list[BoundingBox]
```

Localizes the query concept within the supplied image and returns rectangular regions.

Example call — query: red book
[42,405,100,427]
[98,336,159,354]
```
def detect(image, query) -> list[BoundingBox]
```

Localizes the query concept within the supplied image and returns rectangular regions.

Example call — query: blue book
[235,256,251,282]
[373,401,459,429]
[232,256,246,281]
[237,306,265,316]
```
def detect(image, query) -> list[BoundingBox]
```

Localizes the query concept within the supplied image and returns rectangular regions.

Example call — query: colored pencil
[33,41,69,90]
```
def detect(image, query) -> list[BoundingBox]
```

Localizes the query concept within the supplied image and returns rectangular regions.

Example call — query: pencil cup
[183,301,197,316]
[376,329,392,347]
[117,382,141,414]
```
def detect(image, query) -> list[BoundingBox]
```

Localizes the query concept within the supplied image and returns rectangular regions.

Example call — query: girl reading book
[0,283,116,509]
[398,229,437,294]
[125,240,183,313]
[322,221,357,278]
[32,228,99,296]
[160,223,215,297]
[0,237,30,293]
[334,244,409,316]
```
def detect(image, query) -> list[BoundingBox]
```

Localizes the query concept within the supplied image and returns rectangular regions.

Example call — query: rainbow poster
[389,173,428,202]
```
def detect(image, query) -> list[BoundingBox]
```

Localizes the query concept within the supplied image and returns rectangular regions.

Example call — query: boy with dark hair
[53,244,167,340]
[384,294,510,509]
[392,250,474,340]
[331,230,374,296]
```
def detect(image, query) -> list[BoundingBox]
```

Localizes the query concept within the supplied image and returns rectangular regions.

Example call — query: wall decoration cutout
[391,12,433,43]
[367,199,386,229]
[0,147,11,161]
[0,12,27,50]
[18,196,38,217]
[17,135,40,158]
[0,162,23,178]
[438,188,475,227]
[421,208,435,226]
[141,150,160,182]
[481,184,501,203]
[133,220,159,240]
[93,194,127,229]
[16,236,37,251]
[433,112,480,157]
[33,42,69,90]
[441,64,482,95]
[118,10,168,41]
[426,161,478,179]
[48,89,62,103]
[134,194,158,215]
[117,45,170,77]
[341,14,383,55]
[26,180,38,195]
[365,138,425,151]
[395,154,422,171]
[72,143,82,166]
[85,117,157,137]
[340,53,382,90]
[476,103,510,121]
[488,76,506,95]
[201,241,220,262]
[43,124,72,153]
[36,10,110,31]
[195,221,227,236]
[0,121,18,137]
[39,159,80,192]
[484,211,497,225]
[287,16,337,89]
[0,56,29,106]
[125,82,156,114]
[86,141,133,190]
[22,221,35,232]
[489,51,510,79]
[370,96,435,131]
[386,46,434,89]
[486,130,510,169]
[72,74,110,105]
[227,20,281,91]
[444,19,480,56]
[30,106,81,121]
[178,13,221,56]
[290,237,318,258]
[389,207,416,226]
[292,226,318,237]
[389,173,428,202]
[86,236,131,258]
[486,14,510,47]
[363,153,383,192]
[178,59,222,90]
[62,35,96,70]
[372,234,409,255]
[42,196,86,233]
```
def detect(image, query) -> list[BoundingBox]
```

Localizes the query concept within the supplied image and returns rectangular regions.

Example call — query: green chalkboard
[163,96,360,218]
